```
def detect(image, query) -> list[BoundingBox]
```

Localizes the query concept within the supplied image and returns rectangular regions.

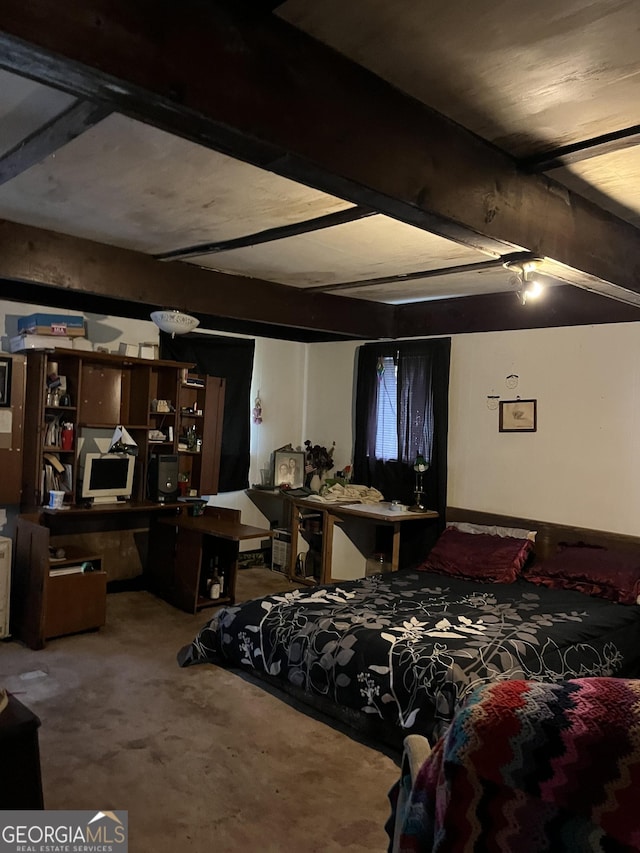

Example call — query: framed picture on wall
[0,357,11,408]
[499,398,537,432]
[273,450,305,489]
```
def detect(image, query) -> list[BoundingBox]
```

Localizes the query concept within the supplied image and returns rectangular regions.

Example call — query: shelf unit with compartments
[21,350,225,509]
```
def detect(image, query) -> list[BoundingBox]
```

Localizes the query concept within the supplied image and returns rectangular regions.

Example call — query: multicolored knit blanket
[388,678,640,852]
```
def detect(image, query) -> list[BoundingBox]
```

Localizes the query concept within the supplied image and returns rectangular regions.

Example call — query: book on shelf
[49,565,86,576]
[43,452,65,473]
[44,415,60,447]
[42,457,73,497]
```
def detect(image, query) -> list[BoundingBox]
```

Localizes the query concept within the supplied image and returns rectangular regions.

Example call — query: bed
[178,510,640,748]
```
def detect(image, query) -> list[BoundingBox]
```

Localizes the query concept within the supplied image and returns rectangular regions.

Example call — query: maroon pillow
[524,545,640,605]
[417,527,533,583]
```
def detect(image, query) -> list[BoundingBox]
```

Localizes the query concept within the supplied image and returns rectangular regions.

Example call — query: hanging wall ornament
[252,395,263,424]
[377,357,385,379]
[487,394,500,410]
[506,373,519,390]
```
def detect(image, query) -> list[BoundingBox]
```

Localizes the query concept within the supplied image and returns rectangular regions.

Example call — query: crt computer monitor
[80,453,135,504]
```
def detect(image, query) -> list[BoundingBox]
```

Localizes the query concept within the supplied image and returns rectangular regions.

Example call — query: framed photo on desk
[273,450,304,489]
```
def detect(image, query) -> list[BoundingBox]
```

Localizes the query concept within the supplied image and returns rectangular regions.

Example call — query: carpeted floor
[1,567,400,852]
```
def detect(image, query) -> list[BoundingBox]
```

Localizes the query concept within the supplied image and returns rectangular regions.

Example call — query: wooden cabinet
[22,350,80,508]
[12,514,106,649]
[21,349,225,508]
[0,353,26,506]
[147,506,270,613]
[176,374,225,496]
[45,560,105,640]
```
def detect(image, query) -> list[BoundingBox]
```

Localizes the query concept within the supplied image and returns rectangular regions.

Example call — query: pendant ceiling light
[150,309,200,337]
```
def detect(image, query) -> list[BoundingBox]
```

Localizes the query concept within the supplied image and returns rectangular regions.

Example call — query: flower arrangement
[304,440,335,478]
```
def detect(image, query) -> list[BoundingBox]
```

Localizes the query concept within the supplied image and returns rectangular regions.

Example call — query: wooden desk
[149,506,271,613]
[12,503,181,649]
[289,499,438,585]
[38,500,183,583]
[328,502,438,577]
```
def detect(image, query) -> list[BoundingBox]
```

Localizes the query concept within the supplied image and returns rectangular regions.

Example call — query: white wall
[4,297,640,537]
[1,301,160,352]
[0,299,309,532]
[303,340,358,475]
[307,324,640,536]
[447,323,640,534]
[307,323,640,536]
[208,335,307,530]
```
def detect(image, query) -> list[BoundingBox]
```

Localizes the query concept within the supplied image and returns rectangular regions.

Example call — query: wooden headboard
[446,507,640,561]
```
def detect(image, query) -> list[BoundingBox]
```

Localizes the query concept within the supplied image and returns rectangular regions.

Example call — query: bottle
[187,424,198,451]
[208,557,221,599]
[209,572,221,600]
[61,423,74,451]
[365,552,390,576]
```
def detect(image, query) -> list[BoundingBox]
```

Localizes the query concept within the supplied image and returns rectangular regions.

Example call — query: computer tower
[148,454,179,502]
[271,528,291,573]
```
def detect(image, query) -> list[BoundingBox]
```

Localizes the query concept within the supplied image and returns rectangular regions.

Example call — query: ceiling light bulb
[525,280,544,300]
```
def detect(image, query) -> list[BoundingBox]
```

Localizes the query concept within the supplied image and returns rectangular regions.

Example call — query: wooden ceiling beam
[305,253,534,294]
[1,218,637,341]
[521,124,640,173]
[0,1,638,307]
[394,286,640,338]
[0,219,393,339]
[0,99,112,185]
[154,205,374,262]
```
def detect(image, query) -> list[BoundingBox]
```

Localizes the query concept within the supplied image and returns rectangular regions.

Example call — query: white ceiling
[0,0,638,313]
[0,77,522,304]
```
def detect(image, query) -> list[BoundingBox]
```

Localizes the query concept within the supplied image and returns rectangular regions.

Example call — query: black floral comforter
[177,571,640,740]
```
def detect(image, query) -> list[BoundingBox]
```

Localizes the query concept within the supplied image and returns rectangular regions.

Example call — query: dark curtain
[160,332,255,492]
[353,338,451,557]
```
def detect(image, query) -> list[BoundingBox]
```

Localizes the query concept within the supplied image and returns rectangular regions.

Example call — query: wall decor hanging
[499,398,537,432]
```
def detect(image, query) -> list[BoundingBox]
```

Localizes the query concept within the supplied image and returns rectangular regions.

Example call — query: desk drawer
[45,571,107,639]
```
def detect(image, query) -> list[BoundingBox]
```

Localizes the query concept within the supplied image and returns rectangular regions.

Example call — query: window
[353,338,450,516]
[371,350,436,466]
[375,355,398,461]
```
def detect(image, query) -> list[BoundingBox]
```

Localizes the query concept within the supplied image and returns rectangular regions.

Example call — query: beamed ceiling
[0,0,639,341]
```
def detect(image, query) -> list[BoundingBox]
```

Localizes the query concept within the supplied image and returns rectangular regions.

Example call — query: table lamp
[408,454,429,512]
